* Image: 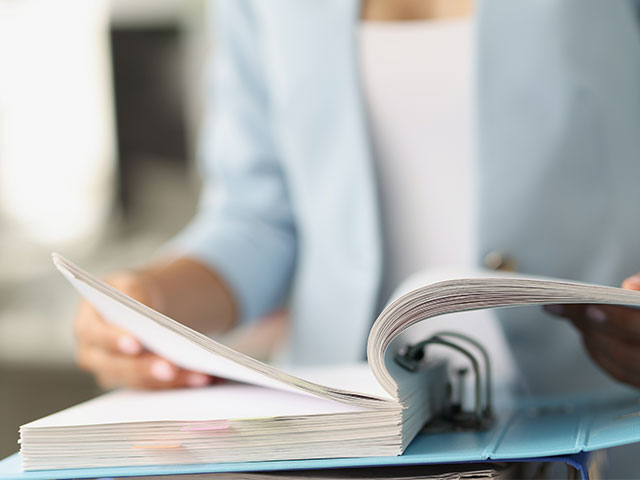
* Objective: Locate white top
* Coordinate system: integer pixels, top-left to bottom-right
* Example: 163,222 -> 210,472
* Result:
359,20 -> 520,401
360,18 -> 476,301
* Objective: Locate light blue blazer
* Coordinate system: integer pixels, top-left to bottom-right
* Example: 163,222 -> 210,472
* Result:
171,0 -> 640,394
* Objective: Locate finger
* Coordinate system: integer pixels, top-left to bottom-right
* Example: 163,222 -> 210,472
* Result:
140,355 -> 215,389
581,331 -> 640,388
595,305 -> 640,337
74,301 -> 143,356
74,271 -> 159,355
96,352 -> 213,390
622,274 -> 640,291
584,329 -> 640,374
79,347 -> 213,390
544,303 -> 640,340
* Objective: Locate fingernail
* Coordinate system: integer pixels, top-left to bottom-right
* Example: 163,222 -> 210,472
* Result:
117,335 -> 141,355
151,360 -> 176,382
586,305 -> 607,323
187,373 -> 210,388
544,304 -> 565,316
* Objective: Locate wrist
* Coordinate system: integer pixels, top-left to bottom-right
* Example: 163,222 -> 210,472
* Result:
136,257 -> 238,332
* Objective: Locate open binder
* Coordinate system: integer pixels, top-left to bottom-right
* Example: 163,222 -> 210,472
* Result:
1,255 -> 640,479
2,335 -> 638,479
1,387 -> 636,479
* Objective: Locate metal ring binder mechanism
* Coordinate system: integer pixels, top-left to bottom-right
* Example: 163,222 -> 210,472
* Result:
395,331 -> 494,431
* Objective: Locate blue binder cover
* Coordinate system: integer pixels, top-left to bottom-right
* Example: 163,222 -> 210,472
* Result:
0,452 -> 593,480
1,391 -> 637,480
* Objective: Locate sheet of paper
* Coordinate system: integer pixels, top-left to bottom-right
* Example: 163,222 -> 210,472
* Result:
66,275 -> 301,392
53,254 -> 393,407
283,364 -> 391,400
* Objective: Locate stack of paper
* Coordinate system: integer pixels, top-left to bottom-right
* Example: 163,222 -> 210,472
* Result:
20,380 -> 407,470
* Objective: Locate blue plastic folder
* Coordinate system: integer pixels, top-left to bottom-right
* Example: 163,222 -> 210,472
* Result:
1,390 -> 638,480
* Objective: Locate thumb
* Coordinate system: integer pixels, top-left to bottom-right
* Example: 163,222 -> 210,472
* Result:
622,273 -> 640,291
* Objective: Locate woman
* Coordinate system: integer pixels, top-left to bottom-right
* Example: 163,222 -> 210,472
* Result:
75,0 -> 640,473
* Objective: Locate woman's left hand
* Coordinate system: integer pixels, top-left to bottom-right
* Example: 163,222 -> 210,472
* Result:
544,274 -> 640,388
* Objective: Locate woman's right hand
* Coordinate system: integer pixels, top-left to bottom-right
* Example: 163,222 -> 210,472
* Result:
73,272 -> 213,390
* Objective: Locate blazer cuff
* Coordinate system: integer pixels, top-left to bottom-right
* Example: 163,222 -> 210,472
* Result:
161,215 -> 294,325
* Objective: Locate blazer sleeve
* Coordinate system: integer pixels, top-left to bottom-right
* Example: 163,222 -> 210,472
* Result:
166,0 -> 297,324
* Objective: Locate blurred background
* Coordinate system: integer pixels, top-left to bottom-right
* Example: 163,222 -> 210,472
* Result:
0,0 -> 209,457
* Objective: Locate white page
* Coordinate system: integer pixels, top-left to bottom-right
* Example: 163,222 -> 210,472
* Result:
23,384 -> 368,428
284,364 -> 391,399
66,275 -> 307,395
53,254 -> 393,406
369,271 -> 640,398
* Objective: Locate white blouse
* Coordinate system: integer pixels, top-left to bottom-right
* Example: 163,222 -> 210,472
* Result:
360,18 -> 476,301
360,19 -> 520,400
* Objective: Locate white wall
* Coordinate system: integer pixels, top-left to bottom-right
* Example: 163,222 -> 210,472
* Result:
0,0 -> 116,248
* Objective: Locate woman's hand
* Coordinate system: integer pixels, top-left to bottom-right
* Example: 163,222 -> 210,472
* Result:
73,272 -> 213,390
544,274 -> 640,388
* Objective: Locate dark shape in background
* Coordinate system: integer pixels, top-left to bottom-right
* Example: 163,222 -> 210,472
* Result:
111,26 -> 189,219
